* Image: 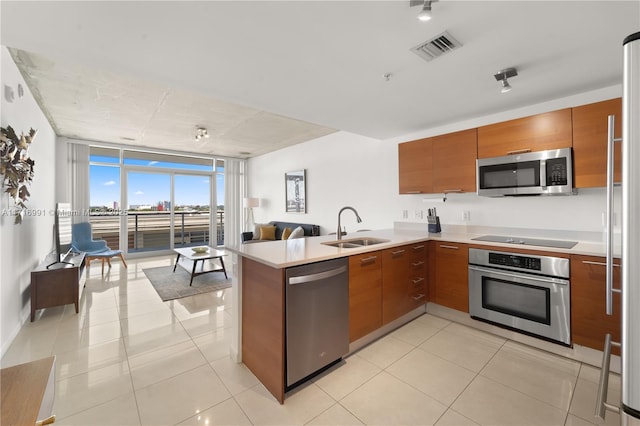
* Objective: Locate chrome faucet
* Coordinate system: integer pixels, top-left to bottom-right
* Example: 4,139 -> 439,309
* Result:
337,206 -> 362,240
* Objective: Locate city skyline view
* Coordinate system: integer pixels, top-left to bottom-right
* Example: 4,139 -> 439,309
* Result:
89,165 -> 225,210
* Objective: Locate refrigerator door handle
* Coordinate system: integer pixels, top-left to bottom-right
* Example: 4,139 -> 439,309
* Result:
595,333 -> 622,420
605,115 -> 622,315
605,115 -> 623,316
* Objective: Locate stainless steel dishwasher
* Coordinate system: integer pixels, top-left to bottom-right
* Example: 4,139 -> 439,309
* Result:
285,257 -> 349,388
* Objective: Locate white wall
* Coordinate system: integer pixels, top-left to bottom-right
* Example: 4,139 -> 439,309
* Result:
248,131 -> 396,234
1,46 -> 57,358
248,85 -> 622,241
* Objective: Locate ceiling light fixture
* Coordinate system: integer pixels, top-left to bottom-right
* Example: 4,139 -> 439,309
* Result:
494,67 -> 518,93
410,0 -> 438,22
195,127 -> 209,141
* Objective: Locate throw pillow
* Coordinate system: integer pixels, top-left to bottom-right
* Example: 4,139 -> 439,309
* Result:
288,226 -> 305,239
260,225 -> 277,240
281,227 -> 293,240
253,223 -> 266,240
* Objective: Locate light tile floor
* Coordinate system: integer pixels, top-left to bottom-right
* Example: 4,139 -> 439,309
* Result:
2,255 -> 622,426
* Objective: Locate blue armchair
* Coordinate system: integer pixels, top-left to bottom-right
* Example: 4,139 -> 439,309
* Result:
72,222 -> 127,275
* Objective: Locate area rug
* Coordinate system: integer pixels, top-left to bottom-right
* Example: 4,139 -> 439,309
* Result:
143,265 -> 231,302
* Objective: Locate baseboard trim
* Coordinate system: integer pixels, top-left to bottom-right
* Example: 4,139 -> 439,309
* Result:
347,305 -> 427,355
426,302 -> 621,374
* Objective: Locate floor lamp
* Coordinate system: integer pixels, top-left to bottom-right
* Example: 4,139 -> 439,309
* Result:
243,197 -> 260,231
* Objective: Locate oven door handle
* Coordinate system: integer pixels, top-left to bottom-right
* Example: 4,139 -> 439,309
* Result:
468,265 -> 570,286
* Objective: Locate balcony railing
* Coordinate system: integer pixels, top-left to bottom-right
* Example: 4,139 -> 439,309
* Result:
89,210 -> 224,253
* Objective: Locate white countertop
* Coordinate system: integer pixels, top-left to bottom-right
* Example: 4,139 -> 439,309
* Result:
225,227 -> 615,269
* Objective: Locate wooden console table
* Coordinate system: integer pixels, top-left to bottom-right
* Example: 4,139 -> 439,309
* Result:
1,356 -> 56,425
31,252 -> 86,321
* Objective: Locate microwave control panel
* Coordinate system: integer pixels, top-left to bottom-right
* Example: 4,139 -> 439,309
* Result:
546,157 -> 568,186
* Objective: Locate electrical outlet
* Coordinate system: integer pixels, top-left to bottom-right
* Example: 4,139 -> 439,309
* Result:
414,209 -> 423,220
402,209 -> 408,219
462,210 -> 471,221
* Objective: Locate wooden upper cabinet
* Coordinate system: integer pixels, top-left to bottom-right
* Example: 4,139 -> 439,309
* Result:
399,138 -> 432,194
432,129 -> 478,193
572,98 -> 622,188
399,129 -> 477,194
477,108 -> 573,158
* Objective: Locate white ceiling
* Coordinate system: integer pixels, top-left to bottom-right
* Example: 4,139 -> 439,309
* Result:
2,1 -> 639,158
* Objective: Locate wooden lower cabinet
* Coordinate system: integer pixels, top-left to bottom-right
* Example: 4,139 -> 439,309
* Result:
349,251 -> 382,342
382,243 -> 427,324
432,241 -> 469,312
242,257 -> 286,403
571,255 -> 621,355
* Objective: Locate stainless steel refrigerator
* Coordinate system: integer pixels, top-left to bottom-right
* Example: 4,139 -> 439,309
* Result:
596,31 -> 640,426
595,32 -> 640,426
621,30 -> 640,426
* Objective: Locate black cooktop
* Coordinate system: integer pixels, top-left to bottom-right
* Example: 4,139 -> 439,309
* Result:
471,235 -> 578,249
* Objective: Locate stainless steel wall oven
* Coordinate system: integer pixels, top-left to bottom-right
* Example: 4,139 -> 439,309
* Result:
468,248 -> 571,345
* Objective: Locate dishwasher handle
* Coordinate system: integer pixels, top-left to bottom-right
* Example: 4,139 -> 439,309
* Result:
288,265 -> 348,285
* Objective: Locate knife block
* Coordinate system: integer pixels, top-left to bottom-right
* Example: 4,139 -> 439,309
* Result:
428,216 -> 441,233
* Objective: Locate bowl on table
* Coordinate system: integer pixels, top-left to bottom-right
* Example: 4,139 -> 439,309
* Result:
191,247 -> 209,253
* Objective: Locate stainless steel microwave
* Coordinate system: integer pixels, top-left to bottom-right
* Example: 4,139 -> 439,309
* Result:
476,148 -> 575,196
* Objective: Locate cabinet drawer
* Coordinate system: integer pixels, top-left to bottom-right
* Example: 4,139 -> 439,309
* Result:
408,288 -> 427,308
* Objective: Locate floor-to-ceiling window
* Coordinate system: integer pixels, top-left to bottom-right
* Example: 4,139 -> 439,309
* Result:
174,174 -> 211,248
89,147 -> 223,255
215,159 -> 225,245
88,147 -> 122,248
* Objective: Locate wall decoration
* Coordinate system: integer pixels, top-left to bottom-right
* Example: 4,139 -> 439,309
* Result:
1,126 -> 37,224
285,169 -> 306,213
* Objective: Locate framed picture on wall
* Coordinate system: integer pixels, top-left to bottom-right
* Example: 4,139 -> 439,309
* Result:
285,169 -> 306,213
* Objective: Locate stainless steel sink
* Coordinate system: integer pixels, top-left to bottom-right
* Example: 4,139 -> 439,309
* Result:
322,237 -> 390,248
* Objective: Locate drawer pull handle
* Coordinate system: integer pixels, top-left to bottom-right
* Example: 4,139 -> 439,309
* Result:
405,191 -> 421,194
507,148 -> 531,155
360,256 -> 378,264
412,277 -> 425,284
412,245 -> 425,250
391,250 -> 406,256
411,261 -> 425,267
439,245 -> 459,250
582,260 -> 620,267
595,333 -> 621,420
412,293 -> 425,301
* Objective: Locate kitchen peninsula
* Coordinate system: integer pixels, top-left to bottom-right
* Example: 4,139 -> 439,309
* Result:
226,226 -> 616,403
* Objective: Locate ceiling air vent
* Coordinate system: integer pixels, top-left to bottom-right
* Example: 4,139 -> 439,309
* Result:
410,31 -> 462,62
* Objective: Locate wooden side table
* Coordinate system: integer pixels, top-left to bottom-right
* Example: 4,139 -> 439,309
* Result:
1,356 -> 56,425
31,252 -> 86,321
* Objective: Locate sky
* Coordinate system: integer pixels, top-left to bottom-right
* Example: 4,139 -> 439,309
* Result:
89,164 -> 225,208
